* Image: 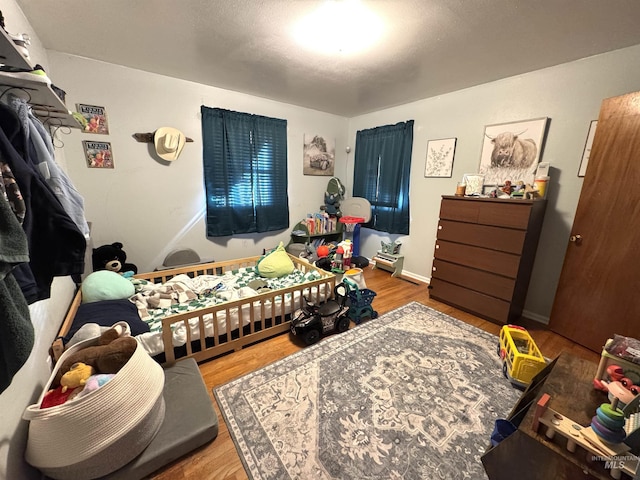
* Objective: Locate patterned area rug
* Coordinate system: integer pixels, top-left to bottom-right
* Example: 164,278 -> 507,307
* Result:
214,302 -> 520,479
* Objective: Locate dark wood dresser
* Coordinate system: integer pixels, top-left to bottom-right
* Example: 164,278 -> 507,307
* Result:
429,196 -> 546,324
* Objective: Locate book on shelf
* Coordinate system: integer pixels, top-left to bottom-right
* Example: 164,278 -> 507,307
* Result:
304,212 -> 338,235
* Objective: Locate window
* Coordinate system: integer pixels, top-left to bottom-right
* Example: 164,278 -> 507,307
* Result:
201,107 -> 289,236
352,120 -> 414,234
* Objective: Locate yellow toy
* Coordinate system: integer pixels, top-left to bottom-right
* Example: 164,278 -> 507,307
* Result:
60,362 -> 95,393
498,325 -> 546,388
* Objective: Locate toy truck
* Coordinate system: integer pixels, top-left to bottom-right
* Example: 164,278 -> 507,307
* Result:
498,325 -> 547,389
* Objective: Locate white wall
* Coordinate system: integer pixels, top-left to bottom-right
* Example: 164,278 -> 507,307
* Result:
348,44 -> 640,322
46,52 -> 349,273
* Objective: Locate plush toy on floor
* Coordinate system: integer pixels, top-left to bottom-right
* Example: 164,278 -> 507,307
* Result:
92,242 -> 138,274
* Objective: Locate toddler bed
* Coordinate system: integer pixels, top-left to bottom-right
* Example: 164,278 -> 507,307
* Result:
52,254 -> 335,365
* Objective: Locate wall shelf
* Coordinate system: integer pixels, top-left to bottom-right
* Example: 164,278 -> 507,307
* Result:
0,28 -> 79,129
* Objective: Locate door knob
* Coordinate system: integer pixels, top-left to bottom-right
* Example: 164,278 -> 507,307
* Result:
569,234 -> 582,244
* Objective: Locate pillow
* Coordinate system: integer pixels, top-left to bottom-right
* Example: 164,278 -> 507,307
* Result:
63,299 -> 150,344
257,242 -> 295,278
81,270 -> 135,304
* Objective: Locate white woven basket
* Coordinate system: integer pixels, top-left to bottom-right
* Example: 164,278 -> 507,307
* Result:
23,326 -> 165,479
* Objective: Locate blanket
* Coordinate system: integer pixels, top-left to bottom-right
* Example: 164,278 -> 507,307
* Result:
131,267 -> 322,334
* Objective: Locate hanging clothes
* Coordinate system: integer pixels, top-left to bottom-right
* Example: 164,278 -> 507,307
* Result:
7,94 -> 90,239
0,190 -> 33,394
0,104 -> 85,303
0,159 -> 26,225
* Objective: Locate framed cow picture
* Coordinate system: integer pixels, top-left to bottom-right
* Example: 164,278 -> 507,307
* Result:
478,117 -> 549,187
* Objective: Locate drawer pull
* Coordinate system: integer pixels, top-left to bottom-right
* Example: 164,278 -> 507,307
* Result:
432,267 -> 436,271
438,225 -> 442,230
435,244 -> 439,249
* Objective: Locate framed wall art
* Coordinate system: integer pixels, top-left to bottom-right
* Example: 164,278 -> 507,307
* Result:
478,117 -> 549,186
424,137 -> 456,178
578,120 -> 597,177
303,134 -> 335,176
76,104 -> 109,135
83,141 -> 114,168
462,173 -> 484,196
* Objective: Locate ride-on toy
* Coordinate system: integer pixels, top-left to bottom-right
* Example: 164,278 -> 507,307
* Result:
290,283 -> 350,345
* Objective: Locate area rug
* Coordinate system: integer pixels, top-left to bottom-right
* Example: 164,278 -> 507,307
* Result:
214,302 -> 520,480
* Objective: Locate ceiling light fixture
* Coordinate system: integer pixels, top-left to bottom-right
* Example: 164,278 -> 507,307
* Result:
293,0 -> 384,55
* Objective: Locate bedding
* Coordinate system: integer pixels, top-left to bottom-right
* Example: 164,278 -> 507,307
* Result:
63,299 -> 150,343
131,266 -> 324,356
54,255 -> 335,365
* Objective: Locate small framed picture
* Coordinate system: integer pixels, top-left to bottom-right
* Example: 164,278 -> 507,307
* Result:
424,137 -> 457,178
76,104 -> 109,135
303,133 -> 335,176
578,120 -> 598,177
463,173 -> 484,196
83,141 -> 114,168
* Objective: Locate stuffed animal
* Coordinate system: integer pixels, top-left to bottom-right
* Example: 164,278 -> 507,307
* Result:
75,373 -> 116,399
92,242 -> 138,274
41,385 -> 77,408
53,326 -> 137,388
322,191 -> 341,216
524,183 -> 541,199
60,362 -> 94,393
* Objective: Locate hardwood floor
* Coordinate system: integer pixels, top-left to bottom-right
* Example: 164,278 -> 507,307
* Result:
150,267 -> 599,480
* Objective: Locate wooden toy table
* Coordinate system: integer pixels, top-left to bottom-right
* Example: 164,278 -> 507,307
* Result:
482,352 -> 635,480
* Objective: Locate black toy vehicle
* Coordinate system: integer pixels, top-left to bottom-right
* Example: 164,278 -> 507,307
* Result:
290,283 -> 350,345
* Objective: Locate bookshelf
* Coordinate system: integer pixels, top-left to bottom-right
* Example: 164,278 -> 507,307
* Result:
288,220 -> 343,250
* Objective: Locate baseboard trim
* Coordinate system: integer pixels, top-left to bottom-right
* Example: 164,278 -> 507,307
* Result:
523,309 -> 549,325
401,271 -> 429,284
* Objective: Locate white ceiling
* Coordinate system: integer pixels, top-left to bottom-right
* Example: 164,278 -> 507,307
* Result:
15,0 -> 640,117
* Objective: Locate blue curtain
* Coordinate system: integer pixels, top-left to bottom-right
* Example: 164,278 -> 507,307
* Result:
353,120 -> 414,234
201,106 -> 289,236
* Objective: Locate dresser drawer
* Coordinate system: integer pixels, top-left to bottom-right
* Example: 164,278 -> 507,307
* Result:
437,220 -> 526,254
440,198 -> 533,229
429,278 -> 511,324
431,259 -> 515,301
434,240 -> 520,278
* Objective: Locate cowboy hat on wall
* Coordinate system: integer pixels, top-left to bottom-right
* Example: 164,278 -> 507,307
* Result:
154,127 -> 186,161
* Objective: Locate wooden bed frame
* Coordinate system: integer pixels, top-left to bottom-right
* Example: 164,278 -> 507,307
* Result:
52,254 -> 336,365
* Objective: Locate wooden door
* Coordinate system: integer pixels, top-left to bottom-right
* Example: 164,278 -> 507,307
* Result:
549,92 -> 640,352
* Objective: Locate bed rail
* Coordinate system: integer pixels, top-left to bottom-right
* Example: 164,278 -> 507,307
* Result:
52,254 -> 335,366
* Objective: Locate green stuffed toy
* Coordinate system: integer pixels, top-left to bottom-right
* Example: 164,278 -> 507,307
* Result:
257,242 -> 295,278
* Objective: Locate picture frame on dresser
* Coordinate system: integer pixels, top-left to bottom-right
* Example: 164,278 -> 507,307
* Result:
462,173 -> 484,195
478,117 -> 549,186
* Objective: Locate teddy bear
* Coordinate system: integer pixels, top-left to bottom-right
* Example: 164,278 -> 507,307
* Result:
53,326 -> 137,388
92,242 -> 138,274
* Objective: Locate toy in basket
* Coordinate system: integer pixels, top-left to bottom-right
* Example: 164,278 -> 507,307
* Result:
343,277 -> 378,324
594,335 -> 640,394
